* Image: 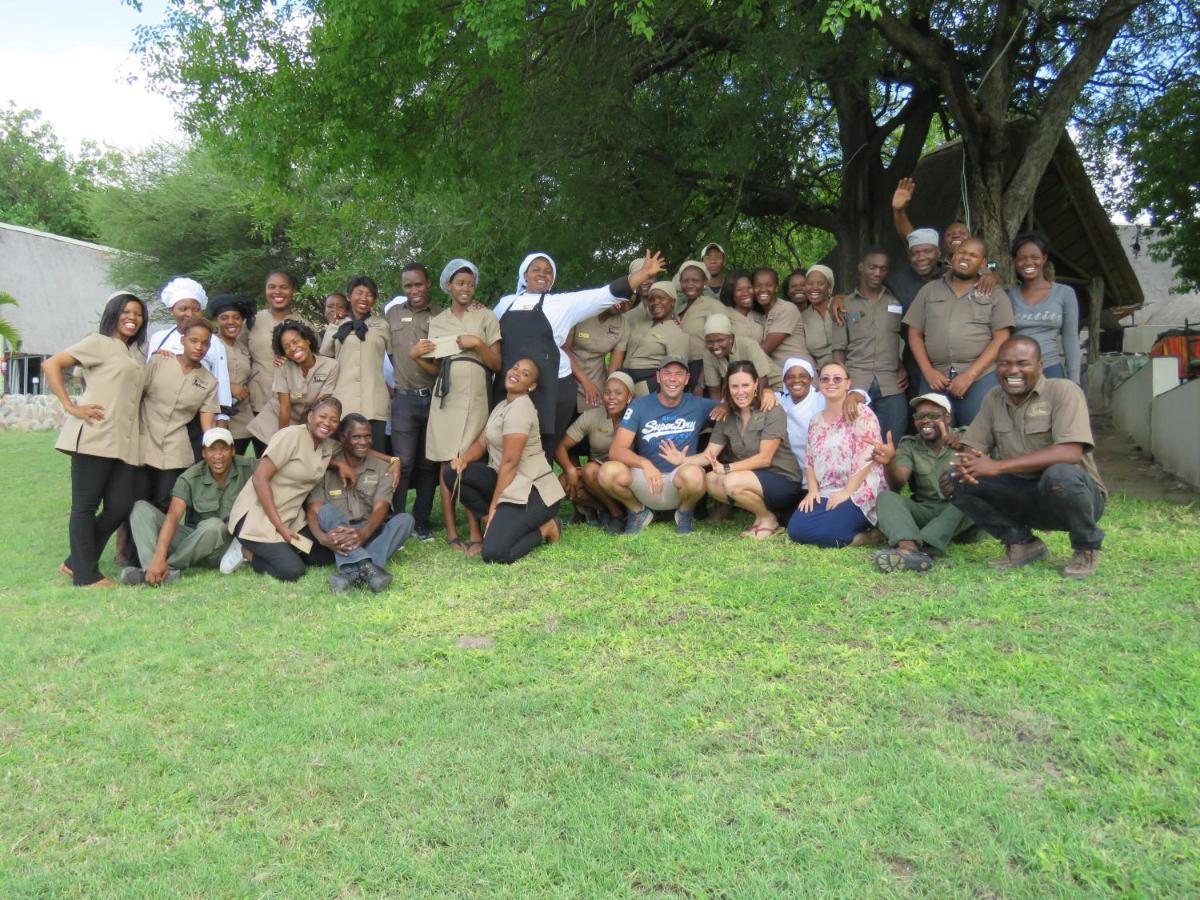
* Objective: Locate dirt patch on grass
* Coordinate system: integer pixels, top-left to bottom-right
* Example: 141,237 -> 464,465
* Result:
1092,420 -> 1198,506
881,854 -> 917,878
456,635 -> 494,650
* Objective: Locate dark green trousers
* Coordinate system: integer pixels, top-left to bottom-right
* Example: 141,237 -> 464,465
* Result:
875,492 -> 974,553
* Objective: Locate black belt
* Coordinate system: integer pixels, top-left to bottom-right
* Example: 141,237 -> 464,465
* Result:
435,355 -> 491,408
395,387 -> 432,397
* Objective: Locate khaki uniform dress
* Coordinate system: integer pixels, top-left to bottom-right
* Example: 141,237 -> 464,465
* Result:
55,333 -> 147,461
759,300 -> 812,367
221,336 -> 254,440
570,313 -> 627,412
800,305 -> 838,368
486,395 -> 567,507
247,311 -> 311,414
831,288 -> 905,396
564,406 -> 620,462
702,336 -> 784,391
902,278 -> 1016,376
677,294 -> 729,361
425,307 -> 502,461
320,314 -> 392,421
228,424 -> 336,543
247,356 -> 339,445
138,356 -> 220,470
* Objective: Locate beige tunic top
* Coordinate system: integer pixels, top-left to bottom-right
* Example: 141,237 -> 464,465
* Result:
139,355 -> 220,470
678,294 -> 729,361
564,406 -> 620,460
385,303 -> 440,391
320,314 -> 392,420
710,405 -> 803,482
229,424 -> 336,543
760,300 -> 811,367
247,310 -> 311,413
702,335 -> 783,391
247,356 -> 339,445
425,307 -> 502,461
619,318 -> 690,370
221,336 -> 254,439
571,313 -> 628,412
55,332 -> 147,461
902,277 -> 1016,375
728,309 -> 765,342
832,288 -> 905,396
486,394 -> 566,507
800,305 -> 838,368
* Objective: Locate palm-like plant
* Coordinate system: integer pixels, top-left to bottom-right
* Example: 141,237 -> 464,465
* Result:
0,292 -> 19,348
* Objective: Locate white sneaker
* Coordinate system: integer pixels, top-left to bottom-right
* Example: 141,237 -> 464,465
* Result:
219,538 -> 246,574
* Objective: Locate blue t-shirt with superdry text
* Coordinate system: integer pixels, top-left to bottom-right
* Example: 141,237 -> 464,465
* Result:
619,393 -> 719,472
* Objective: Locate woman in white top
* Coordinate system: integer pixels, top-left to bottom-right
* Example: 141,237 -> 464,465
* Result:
146,277 -> 233,417
781,357 -> 869,470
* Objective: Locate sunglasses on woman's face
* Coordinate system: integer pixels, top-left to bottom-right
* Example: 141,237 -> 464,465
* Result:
818,376 -> 846,385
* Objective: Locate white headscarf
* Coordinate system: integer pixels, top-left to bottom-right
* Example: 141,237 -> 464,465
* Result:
161,276 -> 207,310
440,258 -> 480,294
783,357 -> 815,378
516,253 -> 557,294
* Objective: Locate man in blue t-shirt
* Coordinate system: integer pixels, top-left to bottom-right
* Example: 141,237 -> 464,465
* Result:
599,356 -> 719,535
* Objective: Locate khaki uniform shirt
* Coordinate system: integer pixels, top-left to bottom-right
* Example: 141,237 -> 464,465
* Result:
308,452 -> 392,523
800,305 -> 838,368
247,356 -> 339,445
893,431 -> 964,503
710,405 -> 803,482
677,294 -> 729,361
247,311 -> 311,413
902,277 -> 1015,375
702,336 -> 783,391
320,314 -> 392,420
385,303 -> 441,391
139,355 -> 220,471
565,406 -> 620,459
962,376 -> 1106,494
172,456 -> 257,526
571,313 -> 628,412
221,336 -> 254,439
728,309 -> 765,343
486,394 -> 567,507
426,307 -> 502,461
832,288 -> 906,396
618,317 -> 690,370
760,300 -> 811,367
229,424 -> 336,543
55,333 -> 147,461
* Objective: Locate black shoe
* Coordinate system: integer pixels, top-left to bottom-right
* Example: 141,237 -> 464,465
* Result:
329,567 -> 357,594
360,561 -> 393,593
414,526 -> 434,542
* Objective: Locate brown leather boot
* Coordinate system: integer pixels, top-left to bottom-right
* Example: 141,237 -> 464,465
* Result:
987,538 -> 1048,570
1062,549 -> 1101,579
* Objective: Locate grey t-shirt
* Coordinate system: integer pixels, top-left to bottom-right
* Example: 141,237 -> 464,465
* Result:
1006,282 -> 1080,382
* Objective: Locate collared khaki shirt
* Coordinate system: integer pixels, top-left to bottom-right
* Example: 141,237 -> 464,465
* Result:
229,424 -> 336,543
221,336 -> 254,439
760,300 -> 811,367
308,452 -> 393,523
247,356 -> 339,445
55,332 -> 147,461
385,302 -> 441,391
902,277 -> 1015,374
139,355 -> 220,470
702,336 -> 783,390
678,294 -> 729,361
247,310 -> 312,413
709,405 -> 803,482
320,314 -> 392,420
486,394 -> 566,507
565,406 -> 620,459
172,455 -> 257,525
893,430 -> 965,503
800,305 -> 838,368
962,376 -> 1106,494
618,317 -> 690,369
728,309 -> 765,342
571,313 -> 628,411
832,287 -> 905,396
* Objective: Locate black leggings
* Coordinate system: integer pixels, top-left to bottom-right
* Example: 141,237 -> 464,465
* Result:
445,462 -> 556,564
233,516 -> 311,582
67,453 -> 136,586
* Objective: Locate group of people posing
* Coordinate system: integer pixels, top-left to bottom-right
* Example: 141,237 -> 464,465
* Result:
47,179 -> 1106,588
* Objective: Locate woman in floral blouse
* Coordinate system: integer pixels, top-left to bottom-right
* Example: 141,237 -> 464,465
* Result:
787,361 -> 888,547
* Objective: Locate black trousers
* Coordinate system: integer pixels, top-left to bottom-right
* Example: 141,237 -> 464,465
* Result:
233,516 -> 314,582
541,374 -> 578,460
67,453 -> 137,586
946,463 -> 1106,551
136,466 -> 185,512
445,463 -> 556,564
390,392 -> 437,529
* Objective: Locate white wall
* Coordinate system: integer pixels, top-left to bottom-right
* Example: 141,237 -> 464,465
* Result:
1150,380 -> 1200,489
1111,356 -> 1179,452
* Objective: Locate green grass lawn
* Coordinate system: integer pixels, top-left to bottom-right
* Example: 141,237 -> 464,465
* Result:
1,431 -> 1198,896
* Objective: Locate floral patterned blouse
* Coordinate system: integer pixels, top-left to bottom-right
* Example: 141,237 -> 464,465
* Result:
805,405 -> 888,524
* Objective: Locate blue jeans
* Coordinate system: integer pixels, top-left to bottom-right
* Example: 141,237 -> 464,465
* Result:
315,504 -> 415,569
867,378 -> 909,445
919,370 -> 997,427
787,497 -> 870,548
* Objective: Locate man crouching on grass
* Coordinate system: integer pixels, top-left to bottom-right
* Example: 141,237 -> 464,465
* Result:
940,336 -> 1106,579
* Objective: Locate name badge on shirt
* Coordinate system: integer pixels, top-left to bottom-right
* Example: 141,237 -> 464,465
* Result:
313,375 -> 328,383
887,304 -> 903,315
401,316 -> 413,323
578,332 -> 590,339
328,489 -> 343,497
191,377 -> 207,390
290,391 -> 304,400
509,296 -> 540,312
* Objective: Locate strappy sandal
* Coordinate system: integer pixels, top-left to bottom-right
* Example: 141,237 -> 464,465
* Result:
447,537 -> 468,554
59,562 -> 74,578
465,541 -> 483,558
745,524 -> 783,540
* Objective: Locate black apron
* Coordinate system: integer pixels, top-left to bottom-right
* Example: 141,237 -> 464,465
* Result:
494,294 -> 559,440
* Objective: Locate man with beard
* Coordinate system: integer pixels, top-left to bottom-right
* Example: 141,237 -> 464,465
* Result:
902,237 -> 1014,426
940,336 -> 1105,579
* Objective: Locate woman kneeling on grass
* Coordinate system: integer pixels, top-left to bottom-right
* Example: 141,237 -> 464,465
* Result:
444,358 -> 566,564
788,361 -> 888,548
658,362 -> 805,538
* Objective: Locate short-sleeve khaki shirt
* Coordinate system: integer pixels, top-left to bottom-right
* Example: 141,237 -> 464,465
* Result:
760,300 -> 811,367
618,318 -> 690,370
678,294 -> 729,361
247,356 -> 339,445
385,303 -> 441,391
55,332 -> 147,461
308,452 -> 393,522
222,336 -> 254,438
139,355 -> 220,470
702,336 -> 783,390
565,405 -> 619,459
728,309 -> 765,342
709,405 -> 803,482
247,310 -> 312,413
485,394 -> 567,507
902,277 -> 1015,375
571,313 -> 627,409
832,288 -> 906,396
800,305 -> 838,368
228,424 -> 336,543
962,376 -> 1105,494
320,314 -> 392,420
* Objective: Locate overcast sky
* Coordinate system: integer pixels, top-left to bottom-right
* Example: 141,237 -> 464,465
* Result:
0,0 -> 183,151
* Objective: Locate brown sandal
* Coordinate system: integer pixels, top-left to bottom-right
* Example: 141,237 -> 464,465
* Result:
465,541 -> 483,558
447,538 -> 468,554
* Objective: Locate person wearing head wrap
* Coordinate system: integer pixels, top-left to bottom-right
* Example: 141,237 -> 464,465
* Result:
672,260 -> 728,387
208,294 -> 257,454
780,356 -> 871,471
410,259 -> 501,553
146,277 -> 234,422
609,280 -> 690,394
554,371 -> 636,534
384,261 -> 441,540
700,313 -> 783,396
492,249 -> 667,459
